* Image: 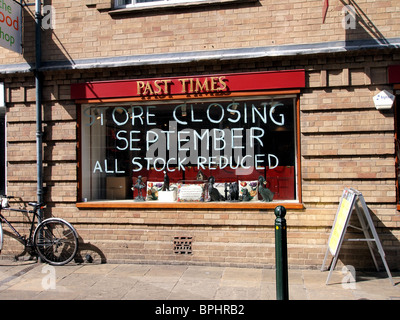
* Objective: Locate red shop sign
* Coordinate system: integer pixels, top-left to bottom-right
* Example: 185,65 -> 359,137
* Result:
71,70 -> 305,100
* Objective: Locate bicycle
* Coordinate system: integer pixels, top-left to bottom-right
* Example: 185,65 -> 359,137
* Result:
0,195 -> 79,266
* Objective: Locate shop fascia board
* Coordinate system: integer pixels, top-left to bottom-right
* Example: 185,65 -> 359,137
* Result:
1,37 -> 400,74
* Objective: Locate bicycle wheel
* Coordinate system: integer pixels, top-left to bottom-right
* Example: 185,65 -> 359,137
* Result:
33,218 -> 78,266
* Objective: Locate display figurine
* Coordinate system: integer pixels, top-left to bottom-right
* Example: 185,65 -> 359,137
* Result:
224,183 -> 229,200
258,176 -> 274,202
241,188 -> 252,201
133,175 -> 146,201
148,186 -> 158,200
162,170 -> 170,191
208,176 -> 225,201
196,169 -> 207,181
228,182 -> 239,201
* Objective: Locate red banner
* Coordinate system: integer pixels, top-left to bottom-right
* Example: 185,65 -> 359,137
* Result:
71,70 -> 305,100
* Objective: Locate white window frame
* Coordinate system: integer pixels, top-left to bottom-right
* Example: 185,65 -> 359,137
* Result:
114,0 -> 206,9
111,0 -> 257,13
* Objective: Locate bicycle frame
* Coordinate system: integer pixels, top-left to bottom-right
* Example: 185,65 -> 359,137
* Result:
0,206 -> 39,247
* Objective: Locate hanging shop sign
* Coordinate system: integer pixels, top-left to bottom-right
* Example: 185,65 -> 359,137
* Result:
0,0 -> 22,54
71,70 -> 306,100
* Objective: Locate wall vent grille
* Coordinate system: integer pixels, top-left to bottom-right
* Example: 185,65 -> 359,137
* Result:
174,236 -> 193,254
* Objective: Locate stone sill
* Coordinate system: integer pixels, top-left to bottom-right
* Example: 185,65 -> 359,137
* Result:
76,200 -> 304,210
108,0 -> 257,15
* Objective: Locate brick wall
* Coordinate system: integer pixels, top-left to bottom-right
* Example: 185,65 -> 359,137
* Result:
1,49 -> 400,269
1,0 -> 400,64
0,0 -> 400,268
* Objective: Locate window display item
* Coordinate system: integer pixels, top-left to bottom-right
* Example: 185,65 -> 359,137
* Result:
133,176 -> 146,201
177,183 -> 205,202
239,180 -> 258,201
258,176 -> 274,202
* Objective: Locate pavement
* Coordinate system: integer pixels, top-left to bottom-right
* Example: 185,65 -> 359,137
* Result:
0,260 -> 399,301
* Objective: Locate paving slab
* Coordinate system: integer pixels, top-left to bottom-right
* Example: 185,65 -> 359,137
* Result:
0,260 -> 399,300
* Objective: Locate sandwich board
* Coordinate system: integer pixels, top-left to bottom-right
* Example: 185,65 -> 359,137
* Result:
321,188 -> 394,285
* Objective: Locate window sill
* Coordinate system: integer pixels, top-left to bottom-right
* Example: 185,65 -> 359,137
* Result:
109,0 -> 257,15
76,200 -> 304,210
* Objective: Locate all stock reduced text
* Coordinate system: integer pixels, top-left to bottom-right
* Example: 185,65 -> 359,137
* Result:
83,101 -> 288,173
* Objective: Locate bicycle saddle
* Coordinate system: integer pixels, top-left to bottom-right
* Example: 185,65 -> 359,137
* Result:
28,202 -> 40,207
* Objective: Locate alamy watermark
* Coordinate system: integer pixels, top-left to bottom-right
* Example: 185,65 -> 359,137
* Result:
42,5 -> 56,30
341,265 -> 356,290
342,5 -> 356,30
42,4 -> 358,32
41,264 -> 56,290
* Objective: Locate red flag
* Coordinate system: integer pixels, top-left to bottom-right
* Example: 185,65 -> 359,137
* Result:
322,0 -> 329,23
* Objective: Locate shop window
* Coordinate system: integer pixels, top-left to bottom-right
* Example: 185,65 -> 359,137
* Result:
80,95 -> 299,203
112,0 -> 255,11
114,0 -> 205,8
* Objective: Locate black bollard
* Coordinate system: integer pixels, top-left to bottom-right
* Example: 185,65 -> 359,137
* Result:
275,205 -> 289,300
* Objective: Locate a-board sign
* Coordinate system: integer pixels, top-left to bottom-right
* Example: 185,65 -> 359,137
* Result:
321,188 -> 394,285
328,188 -> 357,256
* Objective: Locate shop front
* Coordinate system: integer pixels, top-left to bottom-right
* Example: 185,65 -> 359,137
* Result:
2,48 -> 400,268
72,70 -> 305,209
65,54 -> 400,268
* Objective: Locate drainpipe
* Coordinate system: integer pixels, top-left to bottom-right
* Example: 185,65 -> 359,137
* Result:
35,0 -> 43,222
